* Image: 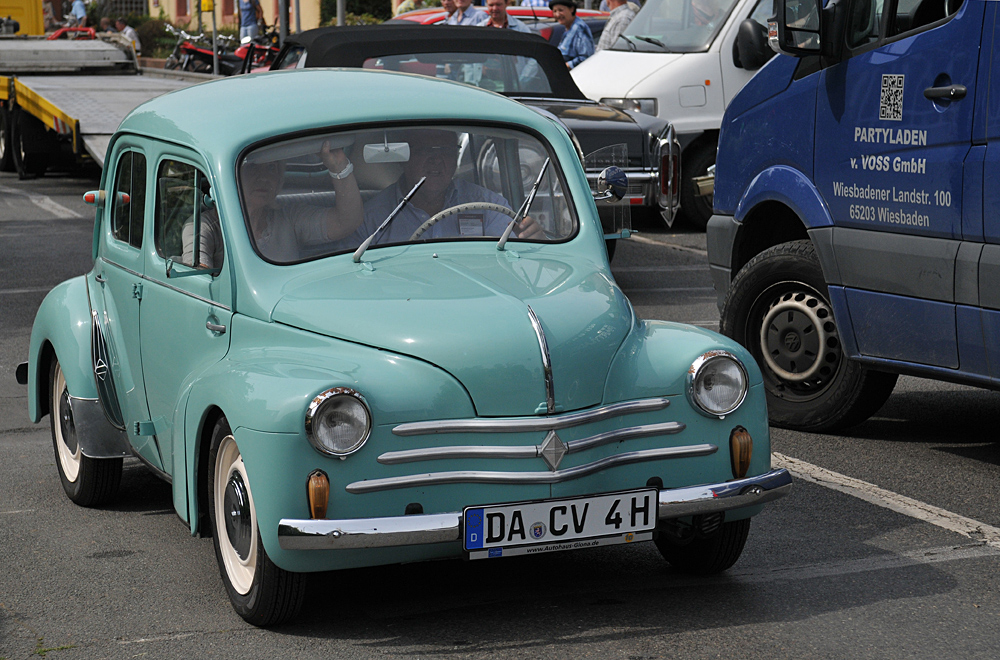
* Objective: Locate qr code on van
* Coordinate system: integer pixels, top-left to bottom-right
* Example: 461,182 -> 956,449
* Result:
879,74 -> 904,121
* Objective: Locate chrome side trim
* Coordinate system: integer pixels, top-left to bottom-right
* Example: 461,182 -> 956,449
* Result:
277,468 -> 791,550
526,305 -> 554,414
391,397 -> 671,436
348,444 -> 716,493
377,421 -> 685,465
101,257 -> 232,311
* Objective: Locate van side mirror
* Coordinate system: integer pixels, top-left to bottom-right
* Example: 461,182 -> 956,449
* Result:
733,19 -> 775,70
768,0 -> 822,55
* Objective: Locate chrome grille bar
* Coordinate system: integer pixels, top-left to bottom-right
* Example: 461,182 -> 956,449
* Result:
378,421 -> 685,465
391,397 -> 671,436
347,444 -> 716,494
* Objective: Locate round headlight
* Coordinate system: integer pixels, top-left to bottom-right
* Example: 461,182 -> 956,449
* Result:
305,388 -> 371,457
687,351 -> 748,417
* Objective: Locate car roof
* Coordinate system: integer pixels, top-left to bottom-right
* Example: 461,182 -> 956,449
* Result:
117,68 -> 559,160
282,24 -> 587,100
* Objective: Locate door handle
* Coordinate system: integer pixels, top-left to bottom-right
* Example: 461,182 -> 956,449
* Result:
206,321 -> 226,334
95,273 -> 106,283
924,84 -> 967,101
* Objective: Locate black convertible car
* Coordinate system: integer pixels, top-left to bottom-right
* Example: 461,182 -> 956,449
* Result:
269,25 -> 680,236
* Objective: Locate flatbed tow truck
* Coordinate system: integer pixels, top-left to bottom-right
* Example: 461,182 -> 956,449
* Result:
0,29 -> 212,178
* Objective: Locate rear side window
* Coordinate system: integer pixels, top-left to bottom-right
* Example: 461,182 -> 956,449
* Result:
110,151 -> 146,249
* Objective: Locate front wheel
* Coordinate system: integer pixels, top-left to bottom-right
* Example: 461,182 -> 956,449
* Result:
655,518 -> 750,574
208,417 -> 305,626
50,359 -> 122,506
721,240 -> 897,432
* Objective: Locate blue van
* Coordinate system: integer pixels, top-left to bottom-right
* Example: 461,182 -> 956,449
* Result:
707,0 -> 991,431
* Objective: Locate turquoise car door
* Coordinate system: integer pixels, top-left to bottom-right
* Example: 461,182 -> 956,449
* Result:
92,145 -> 164,471
137,154 -> 233,494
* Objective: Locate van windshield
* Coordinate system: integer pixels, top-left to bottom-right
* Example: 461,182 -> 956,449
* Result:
616,0 -> 740,52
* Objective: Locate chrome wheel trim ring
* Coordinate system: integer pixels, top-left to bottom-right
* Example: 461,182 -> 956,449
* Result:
52,364 -> 82,483
214,434 -> 258,595
758,290 -> 835,383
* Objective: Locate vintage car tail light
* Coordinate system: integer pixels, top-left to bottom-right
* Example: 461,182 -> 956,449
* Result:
307,470 -> 329,519
305,388 -> 372,457
687,351 -> 748,418
729,426 -> 753,479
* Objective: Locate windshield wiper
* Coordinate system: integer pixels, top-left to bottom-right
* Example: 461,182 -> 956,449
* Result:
617,34 -> 637,51
497,157 -> 550,252
353,177 -> 426,263
634,35 -> 668,50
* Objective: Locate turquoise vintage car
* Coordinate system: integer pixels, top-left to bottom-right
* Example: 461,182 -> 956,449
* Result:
17,69 -> 790,626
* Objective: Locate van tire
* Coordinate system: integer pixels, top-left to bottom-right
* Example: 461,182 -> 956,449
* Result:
721,240 -> 897,432
0,106 -> 14,173
680,144 -> 715,231
11,109 -> 51,180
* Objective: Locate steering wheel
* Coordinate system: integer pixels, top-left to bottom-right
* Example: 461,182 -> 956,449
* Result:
409,202 -> 517,241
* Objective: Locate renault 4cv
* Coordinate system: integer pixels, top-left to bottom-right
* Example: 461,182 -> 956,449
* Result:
16,69 -> 790,625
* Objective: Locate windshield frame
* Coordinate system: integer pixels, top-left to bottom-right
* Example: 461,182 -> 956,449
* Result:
235,119 -> 582,266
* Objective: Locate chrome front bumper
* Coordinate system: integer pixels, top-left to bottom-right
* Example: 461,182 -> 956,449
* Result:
277,468 -> 792,551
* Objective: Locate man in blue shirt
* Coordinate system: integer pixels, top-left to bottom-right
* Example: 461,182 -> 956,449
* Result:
445,0 -> 487,24
477,0 -> 530,30
70,0 -> 88,27
238,0 -> 263,40
549,0 -> 593,68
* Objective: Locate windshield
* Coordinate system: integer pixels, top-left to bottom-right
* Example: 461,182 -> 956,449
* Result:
362,53 -> 553,95
617,0 -> 740,51
237,124 -> 577,264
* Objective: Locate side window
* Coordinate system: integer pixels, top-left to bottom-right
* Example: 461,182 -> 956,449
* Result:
845,0 -> 885,49
110,151 -> 147,249
154,159 -> 223,271
749,0 -> 773,24
891,0 -> 961,36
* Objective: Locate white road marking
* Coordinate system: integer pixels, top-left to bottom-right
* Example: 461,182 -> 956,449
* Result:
0,509 -> 35,515
774,452 -> 1000,547
629,234 -> 708,256
0,185 -> 83,219
612,265 -> 710,272
625,287 -> 716,293
0,287 -> 52,296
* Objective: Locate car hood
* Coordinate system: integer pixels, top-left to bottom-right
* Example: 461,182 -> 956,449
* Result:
271,250 -> 633,417
524,99 -> 647,166
572,50 -> 685,101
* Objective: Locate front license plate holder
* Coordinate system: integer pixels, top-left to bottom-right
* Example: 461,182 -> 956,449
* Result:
463,488 -> 658,560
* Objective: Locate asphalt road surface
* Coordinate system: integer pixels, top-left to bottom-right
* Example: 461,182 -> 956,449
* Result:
3,170 -> 1000,659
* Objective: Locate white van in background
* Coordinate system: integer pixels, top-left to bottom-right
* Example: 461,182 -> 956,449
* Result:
571,0 -> 774,228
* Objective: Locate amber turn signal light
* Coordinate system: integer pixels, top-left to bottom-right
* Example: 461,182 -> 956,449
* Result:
307,470 -> 329,520
730,426 -> 752,480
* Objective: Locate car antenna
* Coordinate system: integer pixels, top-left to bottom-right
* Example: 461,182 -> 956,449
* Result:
353,177 -> 427,263
498,157 -> 549,251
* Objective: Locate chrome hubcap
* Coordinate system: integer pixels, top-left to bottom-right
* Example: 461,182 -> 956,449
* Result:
224,472 -> 252,561
759,290 -> 840,383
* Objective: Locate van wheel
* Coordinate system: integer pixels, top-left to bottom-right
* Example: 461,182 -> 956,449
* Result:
11,109 -> 50,180
721,240 -> 897,432
0,106 -> 14,173
208,417 -> 306,626
655,518 -> 750,574
50,359 -> 122,506
680,144 -> 715,231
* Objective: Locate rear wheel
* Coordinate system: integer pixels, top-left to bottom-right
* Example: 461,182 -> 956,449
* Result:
11,109 -> 51,180
721,240 -> 897,431
50,359 -> 122,506
0,105 -> 14,173
208,417 -> 306,626
655,518 -> 750,574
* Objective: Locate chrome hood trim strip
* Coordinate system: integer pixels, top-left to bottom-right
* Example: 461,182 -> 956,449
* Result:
526,305 -> 555,414
348,443 -> 716,494
377,421 -> 685,465
391,397 -> 671,436
278,468 -> 792,550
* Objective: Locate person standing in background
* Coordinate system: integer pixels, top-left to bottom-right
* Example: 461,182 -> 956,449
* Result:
596,0 -> 636,50
70,0 -> 87,27
115,17 -> 141,55
549,0 -> 593,69
238,0 -> 263,40
446,0 -> 487,24
477,0 -> 530,31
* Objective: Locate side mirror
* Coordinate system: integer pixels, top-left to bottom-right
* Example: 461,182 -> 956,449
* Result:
734,18 -> 775,70
768,0 -> 822,55
594,166 -> 628,202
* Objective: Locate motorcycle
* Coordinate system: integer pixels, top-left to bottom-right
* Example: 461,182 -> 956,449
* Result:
164,24 -> 243,75
235,23 -> 281,74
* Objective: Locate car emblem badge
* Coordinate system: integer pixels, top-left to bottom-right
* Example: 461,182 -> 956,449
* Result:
94,358 -> 109,381
539,430 -> 567,471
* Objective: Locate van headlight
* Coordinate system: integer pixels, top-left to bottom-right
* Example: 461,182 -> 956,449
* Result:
687,351 -> 748,417
305,388 -> 371,457
600,98 -> 658,116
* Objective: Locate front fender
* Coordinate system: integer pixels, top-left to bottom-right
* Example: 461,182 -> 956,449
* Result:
734,165 -> 833,229
27,276 -> 95,422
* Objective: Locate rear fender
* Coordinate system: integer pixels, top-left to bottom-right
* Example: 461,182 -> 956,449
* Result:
26,276 -> 96,421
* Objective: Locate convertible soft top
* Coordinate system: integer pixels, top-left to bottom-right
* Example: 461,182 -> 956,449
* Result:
279,24 -> 588,100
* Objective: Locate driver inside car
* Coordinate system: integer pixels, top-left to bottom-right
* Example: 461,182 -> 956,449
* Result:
359,129 -> 546,244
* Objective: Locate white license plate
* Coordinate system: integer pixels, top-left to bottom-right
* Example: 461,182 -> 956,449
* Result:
463,488 -> 657,560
